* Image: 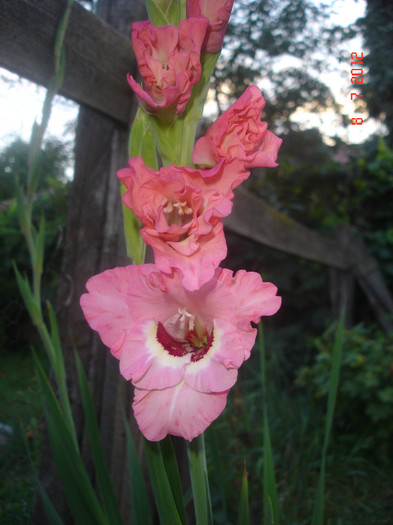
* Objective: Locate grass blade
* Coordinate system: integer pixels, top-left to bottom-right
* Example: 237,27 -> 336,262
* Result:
75,352 -> 123,525
311,313 -> 345,525
124,417 -> 153,525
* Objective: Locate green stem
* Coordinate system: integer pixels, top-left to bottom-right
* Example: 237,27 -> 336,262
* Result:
187,433 -> 213,525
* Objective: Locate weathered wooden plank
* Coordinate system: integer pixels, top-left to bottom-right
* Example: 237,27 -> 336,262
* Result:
224,187 -> 350,270
0,0 -> 135,124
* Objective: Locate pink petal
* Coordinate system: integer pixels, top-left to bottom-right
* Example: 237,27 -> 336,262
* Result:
217,268 -> 282,329
133,382 -> 228,441
151,220 -> 228,291
80,265 -> 155,354
119,321 -> 190,389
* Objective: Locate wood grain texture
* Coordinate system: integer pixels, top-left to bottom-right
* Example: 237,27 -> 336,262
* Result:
0,0 -> 135,124
224,187 -> 350,270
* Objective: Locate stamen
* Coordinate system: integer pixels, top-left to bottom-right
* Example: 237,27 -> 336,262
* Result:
163,199 -> 193,226
163,201 -> 173,213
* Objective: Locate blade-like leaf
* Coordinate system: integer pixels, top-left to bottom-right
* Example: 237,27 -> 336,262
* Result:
207,428 -> 229,522
13,264 -> 41,325
124,417 -> 153,525
160,437 -> 187,525
33,215 -> 46,281
35,355 -> 109,525
144,438 -> 183,525
75,352 -> 123,525
128,106 -> 158,169
265,497 -> 275,525
187,433 -> 213,525
311,312 -> 345,525
123,106 -> 158,263
236,461 -> 250,525
259,323 -> 280,525
37,480 -> 65,525
14,180 -> 29,234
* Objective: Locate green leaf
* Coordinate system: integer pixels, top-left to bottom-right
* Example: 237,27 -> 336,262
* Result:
35,355 -> 110,525
236,461 -> 250,525
311,312 -> 344,525
187,433 -> 213,525
13,264 -> 41,325
33,215 -> 46,280
124,417 -> 153,525
47,301 -> 62,358
129,106 -> 158,169
14,180 -> 29,234
120,192 -> 146,265
144,438 -> 183,525
37,480 -> 65,525
259,323 -> 280,525
160,437 -> 187,525
145,0 -> 180,26
206,428 -> 228,522
75,352 -> 123,525
149,117 -> 181,166
265,497 -> 275,525
124,106 -> 159,263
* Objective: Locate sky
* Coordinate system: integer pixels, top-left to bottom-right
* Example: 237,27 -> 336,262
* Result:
0,0 -> 386,168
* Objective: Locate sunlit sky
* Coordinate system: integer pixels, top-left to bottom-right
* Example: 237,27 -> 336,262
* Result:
0,0 -> 386,163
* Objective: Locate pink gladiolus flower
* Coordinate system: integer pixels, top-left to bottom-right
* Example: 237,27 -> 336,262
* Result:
80,265 -> 281,441
127,18 -> 209,119
117,156 -> 249,291
193,85 -> 282,169
187,0 -> 235,53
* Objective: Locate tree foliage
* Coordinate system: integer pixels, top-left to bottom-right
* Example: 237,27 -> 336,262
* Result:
213,0 -> 356,132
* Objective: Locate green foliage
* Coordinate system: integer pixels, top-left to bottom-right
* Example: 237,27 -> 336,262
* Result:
205,326 -> 393,524
297,322 -> 393,456
0,138 -> 70,351
0,350 -> 45,525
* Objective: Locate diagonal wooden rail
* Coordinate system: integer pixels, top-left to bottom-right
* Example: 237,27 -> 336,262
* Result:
0,0 -> 134,124
1,0 -> 392,330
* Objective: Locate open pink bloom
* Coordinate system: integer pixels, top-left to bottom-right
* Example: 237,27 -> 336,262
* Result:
187,0 -> 235,53
117,156 -> 249,291
127,18 -> 209,119
193,85 -> 282,169
80,264 -> 281,441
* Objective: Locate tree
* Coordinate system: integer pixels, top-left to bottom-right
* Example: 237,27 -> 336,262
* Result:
212,0 -> 353,132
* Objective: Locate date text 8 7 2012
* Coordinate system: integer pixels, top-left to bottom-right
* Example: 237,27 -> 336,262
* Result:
350,52 -> 363,126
